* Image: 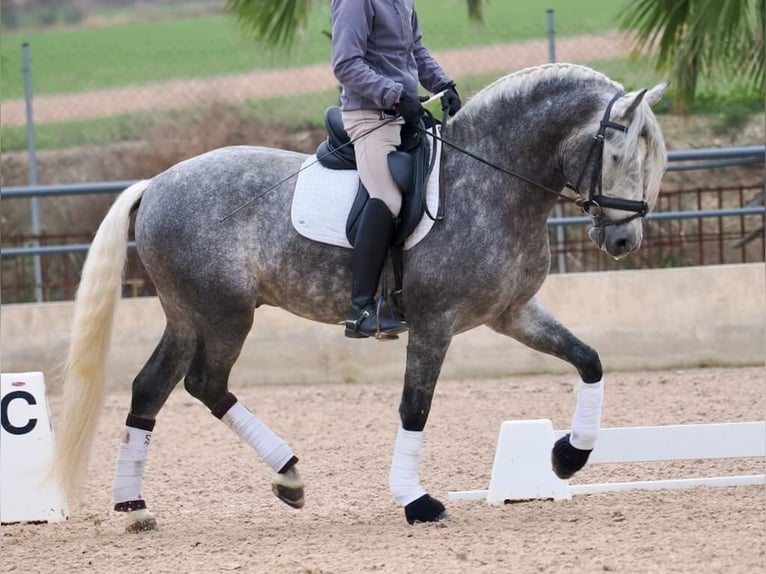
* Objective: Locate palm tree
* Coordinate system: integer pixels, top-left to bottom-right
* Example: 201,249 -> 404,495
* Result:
226,0 -> 486,46
619,0 -> 765,112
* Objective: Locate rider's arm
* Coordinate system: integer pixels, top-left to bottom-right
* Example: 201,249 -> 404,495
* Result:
330,0 -> 403,109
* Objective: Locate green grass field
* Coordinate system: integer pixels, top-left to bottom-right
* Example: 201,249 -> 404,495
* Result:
3,55 -> 761,153
1,0 -> 622,99
1,1 -> 761,152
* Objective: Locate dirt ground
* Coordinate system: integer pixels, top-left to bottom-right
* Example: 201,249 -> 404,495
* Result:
3,366 -> 764,573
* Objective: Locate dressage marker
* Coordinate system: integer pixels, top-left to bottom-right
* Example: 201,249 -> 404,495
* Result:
448,419 -> 766,504
1,372 -> 68,523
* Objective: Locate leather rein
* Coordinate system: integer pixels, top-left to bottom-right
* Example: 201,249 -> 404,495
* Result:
425,90 -> 649,228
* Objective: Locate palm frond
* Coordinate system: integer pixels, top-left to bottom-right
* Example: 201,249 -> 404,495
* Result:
620,0 -> 765,110
227,0 -> 314,47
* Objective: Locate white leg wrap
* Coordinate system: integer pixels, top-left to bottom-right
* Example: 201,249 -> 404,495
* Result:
221,402 -> 295,473
389,427 -> 427,506
569,379 -> 604,450
113,426 -> 152,504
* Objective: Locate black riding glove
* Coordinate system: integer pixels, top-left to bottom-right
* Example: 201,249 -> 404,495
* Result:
440,83 -> 462,116
396,92 -> 424,126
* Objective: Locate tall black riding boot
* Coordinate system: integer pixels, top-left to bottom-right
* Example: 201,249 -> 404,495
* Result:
345,198 -> 408,339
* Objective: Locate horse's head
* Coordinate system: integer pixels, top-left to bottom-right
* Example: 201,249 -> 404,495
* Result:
567,83 -> 668,260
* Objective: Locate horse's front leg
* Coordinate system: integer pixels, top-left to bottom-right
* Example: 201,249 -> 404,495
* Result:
487,297 -> 604,480
392,327 -> 452,524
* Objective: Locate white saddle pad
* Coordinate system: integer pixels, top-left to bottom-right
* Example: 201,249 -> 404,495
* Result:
291,135 -> 441,250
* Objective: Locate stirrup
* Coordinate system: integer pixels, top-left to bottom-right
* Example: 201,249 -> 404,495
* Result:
344,302 -> 406,340
374,297 -> 405,340
344,307 -> 373,339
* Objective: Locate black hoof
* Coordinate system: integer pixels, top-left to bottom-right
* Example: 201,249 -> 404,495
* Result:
551,433 -> 592,479
404,494 -> 449,525
271,467 -> 305,509
125,510 -> 158,533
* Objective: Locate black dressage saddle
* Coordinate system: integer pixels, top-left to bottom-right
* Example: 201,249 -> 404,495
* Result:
315,106 -> 436,247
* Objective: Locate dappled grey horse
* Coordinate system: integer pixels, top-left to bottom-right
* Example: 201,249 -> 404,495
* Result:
53,63 -> 667,531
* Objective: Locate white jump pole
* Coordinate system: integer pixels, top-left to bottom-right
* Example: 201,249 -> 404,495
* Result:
449,420 -> 766,504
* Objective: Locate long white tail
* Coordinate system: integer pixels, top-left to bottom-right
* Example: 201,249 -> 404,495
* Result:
52,180 -> 151,505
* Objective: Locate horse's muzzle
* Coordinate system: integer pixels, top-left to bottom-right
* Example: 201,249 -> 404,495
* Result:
588,224 -> 640,260
588,225 -> 605,250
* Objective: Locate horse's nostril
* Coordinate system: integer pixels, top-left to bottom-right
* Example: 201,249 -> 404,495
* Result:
608,238 -> 633,261
612,236 -> 637,257
616,238 -> 629,250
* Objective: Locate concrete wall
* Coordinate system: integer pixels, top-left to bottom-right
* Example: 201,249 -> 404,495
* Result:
2,264 -> 763,392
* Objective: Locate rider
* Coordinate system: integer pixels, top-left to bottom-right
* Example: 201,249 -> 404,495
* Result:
331,0 -> 462,339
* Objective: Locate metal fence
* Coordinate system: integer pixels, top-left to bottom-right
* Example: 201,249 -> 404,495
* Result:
2,146 -> 763,304
1,5 -> 764,303
548,184 -> 765,274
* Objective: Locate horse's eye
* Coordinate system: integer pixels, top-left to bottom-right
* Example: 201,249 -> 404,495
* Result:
611,154 -> 620,163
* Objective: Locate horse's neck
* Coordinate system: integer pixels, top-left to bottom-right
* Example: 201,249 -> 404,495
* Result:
442,111 -> 568,219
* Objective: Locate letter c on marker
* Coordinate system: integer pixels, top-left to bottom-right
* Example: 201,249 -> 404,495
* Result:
1,390 -> 38,435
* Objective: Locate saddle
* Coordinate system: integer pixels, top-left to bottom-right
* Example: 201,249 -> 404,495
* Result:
315,106 -> 437,248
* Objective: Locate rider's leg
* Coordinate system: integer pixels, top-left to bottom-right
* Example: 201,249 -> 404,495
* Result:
341,110 -> 408,338
341,109 -> 404,216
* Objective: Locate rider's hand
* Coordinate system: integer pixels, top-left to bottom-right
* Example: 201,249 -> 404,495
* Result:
440,83 -> 462,116
396,92 -> 424,126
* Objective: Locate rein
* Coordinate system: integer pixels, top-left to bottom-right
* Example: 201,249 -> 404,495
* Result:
221,91 -> 648,228
425,90 -> 649,227
418,121 -> 567,200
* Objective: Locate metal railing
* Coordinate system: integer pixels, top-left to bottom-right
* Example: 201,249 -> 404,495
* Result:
2,146 -> 763,259
1,146 -> 763,302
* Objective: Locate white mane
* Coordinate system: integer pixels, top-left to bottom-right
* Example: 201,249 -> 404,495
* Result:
461,63 -> 666,208
464,63 -> 624,111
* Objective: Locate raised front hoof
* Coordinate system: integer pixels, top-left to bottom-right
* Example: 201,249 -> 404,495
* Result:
272,467 -> 305,509
551,433 -> 592,479
404,494 -> 449,525
124,509 -> 158,533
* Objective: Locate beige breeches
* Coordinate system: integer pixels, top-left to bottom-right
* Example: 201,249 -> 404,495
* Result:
341,109 -> 405,217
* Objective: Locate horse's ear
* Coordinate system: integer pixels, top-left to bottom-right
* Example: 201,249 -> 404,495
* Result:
613,88 -> 647,119
645,81 -> 669,107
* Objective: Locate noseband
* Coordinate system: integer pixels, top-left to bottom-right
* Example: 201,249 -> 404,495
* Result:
567,91 -> 649,228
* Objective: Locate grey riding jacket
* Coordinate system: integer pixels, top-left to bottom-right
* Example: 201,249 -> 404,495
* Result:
330,0 -> 453,111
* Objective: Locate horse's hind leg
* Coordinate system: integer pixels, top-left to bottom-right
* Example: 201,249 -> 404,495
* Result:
183,308 -> 303,510
487,298 -> 604,479
114,323 -> 195,533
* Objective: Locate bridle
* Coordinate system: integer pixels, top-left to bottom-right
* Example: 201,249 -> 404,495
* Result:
564,91 -> 649,227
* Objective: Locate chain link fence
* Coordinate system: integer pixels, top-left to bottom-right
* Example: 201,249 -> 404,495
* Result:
2,0 -> 641,149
